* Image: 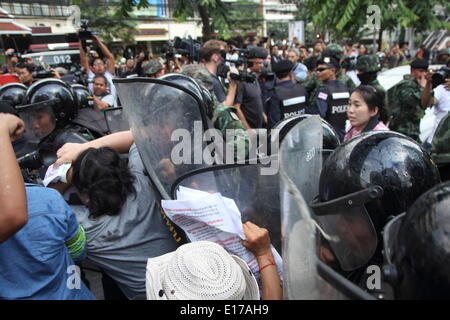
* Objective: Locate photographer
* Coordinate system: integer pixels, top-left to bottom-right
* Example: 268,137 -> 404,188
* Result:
233,47 -> 268,129
15,63 -> 35,87
79,34 -> 117,100
200,40 -> 238,106
421,62 -> 450,150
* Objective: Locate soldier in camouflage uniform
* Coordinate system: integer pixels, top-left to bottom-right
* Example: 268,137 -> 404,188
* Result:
181,64 -> 250,160
304,44 -> 356,106
388,59 -> 429,142
355,55 -> 384,93
431,111 -> 450,181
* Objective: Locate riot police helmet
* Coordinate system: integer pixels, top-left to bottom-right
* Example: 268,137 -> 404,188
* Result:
383,181 -> 450,299
24,78 -> 78,125
71,84 -> 93,109
271,114 -> 340,153
0,82 -> 27,108
160,73 -> 214,118
18,78 -> 78,142
310,131 -> 441,272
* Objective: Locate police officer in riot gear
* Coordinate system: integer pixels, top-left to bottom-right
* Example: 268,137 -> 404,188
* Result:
310,56 -> 352,141
16,79 -> 105,181
266,59 -> 308,129
308,131 -> 441,295
382,181 -> 450,299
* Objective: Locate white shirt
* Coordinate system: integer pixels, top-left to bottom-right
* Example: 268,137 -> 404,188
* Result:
88,70 -> 117,100
94,92 -> 117,108
428,84 -> 450,143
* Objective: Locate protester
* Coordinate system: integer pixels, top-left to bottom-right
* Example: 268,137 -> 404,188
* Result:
52,131 -> 181,299
0,112 -> 94,300
0,111 -> 27,242
145,222 -> 282,300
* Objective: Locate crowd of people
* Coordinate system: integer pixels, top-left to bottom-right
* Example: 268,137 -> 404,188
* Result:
0,31 -> 450,301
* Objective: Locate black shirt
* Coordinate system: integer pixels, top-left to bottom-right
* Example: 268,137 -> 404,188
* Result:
212,75 -> 226,103
235,80 -> 264,128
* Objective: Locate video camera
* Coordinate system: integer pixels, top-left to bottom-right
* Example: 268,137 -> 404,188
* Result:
432,66 -> 450,88
32,66 -> 55,79
78,20 -> 100,52
217,48 -> 257,83
16,148 -> 56,184
164,37 -> 201,63
78,19 -> 96,41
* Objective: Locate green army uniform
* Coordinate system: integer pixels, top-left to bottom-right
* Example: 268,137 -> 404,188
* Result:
181,64 -> 250,160
355,55 -> 385,93
431,111 -> 450,181
431,111 -> 450,164
365,78 -> 385,94
354,55 -> 388,121
388,74 -> 424,142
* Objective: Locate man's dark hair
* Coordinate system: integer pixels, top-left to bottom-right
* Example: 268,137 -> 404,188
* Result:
15,63 -> 34,73
89,56 -> 105,67
72,147 -> 136,219
275,71 -> 290,79
93,74 -> 108,87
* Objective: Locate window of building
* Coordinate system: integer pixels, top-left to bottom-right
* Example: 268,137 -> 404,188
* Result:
41,4 -> 50,16
13,3 -> 23,15
32,3 -> 43,16
22,4 -> 31,15
54,5 -> 63,16
1,2 -> 12,13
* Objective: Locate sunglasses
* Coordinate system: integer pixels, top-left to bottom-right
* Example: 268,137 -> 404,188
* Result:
316,67 -> 330,72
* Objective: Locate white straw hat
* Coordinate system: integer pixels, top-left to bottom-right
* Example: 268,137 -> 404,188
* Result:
146,241 -> 260,300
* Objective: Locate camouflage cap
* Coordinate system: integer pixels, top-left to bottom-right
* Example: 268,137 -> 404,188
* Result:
181,64 -> 214,91
322,43 -> 344,61
143,59 -> 163,76
431,112 -> 450,165
355,55 -> 381,73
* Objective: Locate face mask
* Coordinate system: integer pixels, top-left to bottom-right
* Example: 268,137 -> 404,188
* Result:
357,72 -> 378,84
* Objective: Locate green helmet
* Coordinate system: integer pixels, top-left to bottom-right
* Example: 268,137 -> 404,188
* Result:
181,64 -> 214,91
355,55 -> 381,73
322,43 -> 345,61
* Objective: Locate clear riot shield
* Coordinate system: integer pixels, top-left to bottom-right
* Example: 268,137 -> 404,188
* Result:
103,107 -> 130,133
16,100 -> 57,144
114,78 -> 213,199
71,107 -> 109,136
280,116 -> 374,300
170,157 -> 282,253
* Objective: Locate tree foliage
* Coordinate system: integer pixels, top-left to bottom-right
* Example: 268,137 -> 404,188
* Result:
115,0 -> 264,39
290,0 -> 449,40
71,0 -> 138,44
